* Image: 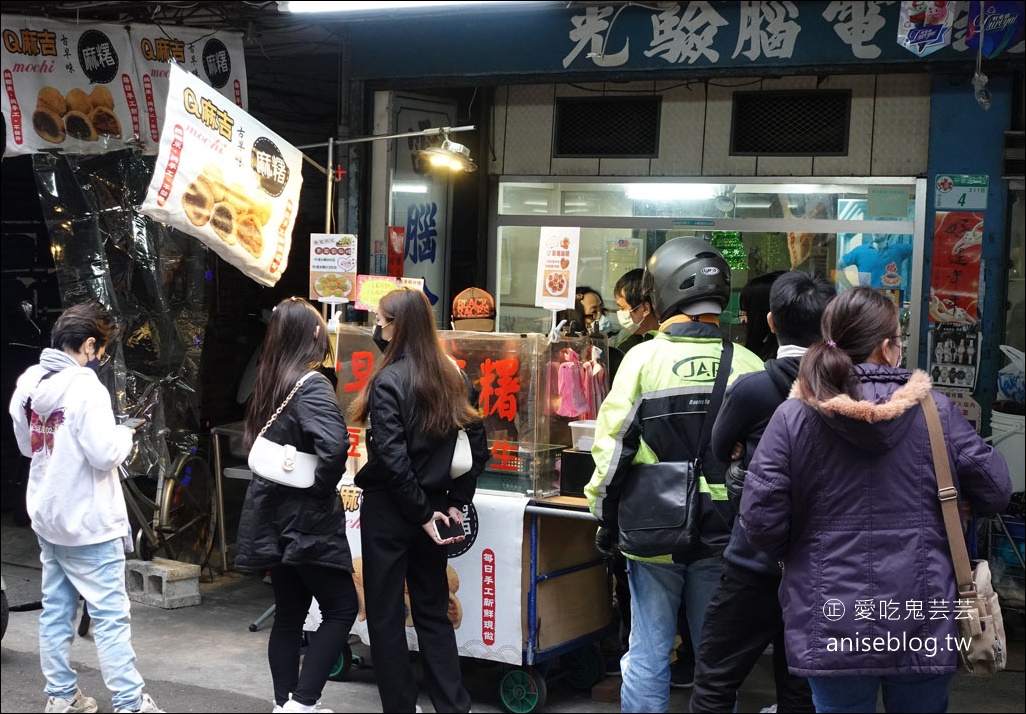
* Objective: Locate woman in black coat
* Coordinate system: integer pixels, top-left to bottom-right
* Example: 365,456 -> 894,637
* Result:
235,296 -> 357,714
350,288 -> 489,714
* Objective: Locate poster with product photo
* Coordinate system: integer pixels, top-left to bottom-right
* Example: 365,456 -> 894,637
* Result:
129,23 -> 246,152
140,63 -> 303,287
309,234 -> 357,302
535,226 -> 580,311
927,324 -> 981,391
1,15 -> 140,156
929,211 -> 983,324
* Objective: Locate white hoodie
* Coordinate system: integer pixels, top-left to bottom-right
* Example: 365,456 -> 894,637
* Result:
8,348 -> 135,547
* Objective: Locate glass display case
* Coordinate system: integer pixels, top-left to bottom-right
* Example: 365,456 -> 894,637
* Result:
493,177 -> 926,368
334,325 -> 609,498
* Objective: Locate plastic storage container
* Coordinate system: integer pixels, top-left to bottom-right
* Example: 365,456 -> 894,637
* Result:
569,420 -> 596,451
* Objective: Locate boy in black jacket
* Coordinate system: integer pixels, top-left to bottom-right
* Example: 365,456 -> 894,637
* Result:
690,271 -> 835,713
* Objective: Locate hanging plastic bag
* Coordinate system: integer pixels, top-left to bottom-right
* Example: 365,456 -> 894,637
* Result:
996,345 -> 1025,404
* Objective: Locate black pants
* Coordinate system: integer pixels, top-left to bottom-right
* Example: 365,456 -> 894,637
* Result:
361,490 -> 471,713
690,564 -> 813,713
268,564 -> 359,707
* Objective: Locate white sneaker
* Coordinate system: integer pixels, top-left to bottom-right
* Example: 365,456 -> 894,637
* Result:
45,689 -> 98,713
760,706 -> 778,713
281,698 -> 333,713
113,693 -> 164,713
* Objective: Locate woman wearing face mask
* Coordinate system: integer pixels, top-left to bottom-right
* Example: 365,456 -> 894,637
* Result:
741,286 -> 1011,713
8,299 -> 165,714
350,288 -> 489,714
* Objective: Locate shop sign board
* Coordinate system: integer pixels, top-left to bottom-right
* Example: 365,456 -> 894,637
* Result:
934,174 -> 988,210
140,63 -> 303,287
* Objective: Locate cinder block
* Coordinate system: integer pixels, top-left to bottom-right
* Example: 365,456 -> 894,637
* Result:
125,557 -> 201,609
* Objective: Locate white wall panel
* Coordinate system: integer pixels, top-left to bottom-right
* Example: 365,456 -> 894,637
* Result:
703,79 -> 757,176
755,76 -> 815,176
503,84 -> 557,176
872,74 -> 930,176
650,80 -> 706,176
813,75 -> 875,176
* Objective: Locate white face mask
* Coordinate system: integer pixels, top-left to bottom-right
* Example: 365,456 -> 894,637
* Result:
617,308 -> 639,334
594,313 -> 614,334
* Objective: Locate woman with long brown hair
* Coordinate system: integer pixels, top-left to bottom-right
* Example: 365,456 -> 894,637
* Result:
235,296 -> 357,714
740,286 -> 1010,713
350,288 -> 488,713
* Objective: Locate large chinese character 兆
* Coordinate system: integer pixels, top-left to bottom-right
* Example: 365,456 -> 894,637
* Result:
479,358 -> 520,421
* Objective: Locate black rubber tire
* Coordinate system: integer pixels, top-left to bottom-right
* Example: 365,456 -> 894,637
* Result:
327,642 -> 354,681
1,588 -> 8,641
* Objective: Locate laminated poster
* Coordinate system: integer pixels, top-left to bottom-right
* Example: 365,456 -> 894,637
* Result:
140,63 -> 303,287
535,226 -> 581,311
928,211 -> 983,325
2,15 -> 139,156
898,1 -> 955,57
309,234 -> 357,302
965,1 -> 1025,59
129,23 -> 246,152
927,324 -> 981,393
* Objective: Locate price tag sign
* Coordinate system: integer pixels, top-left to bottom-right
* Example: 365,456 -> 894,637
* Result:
934,174 -> 988,210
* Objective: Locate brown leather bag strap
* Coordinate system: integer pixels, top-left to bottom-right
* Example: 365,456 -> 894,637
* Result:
922,393 -> 977,599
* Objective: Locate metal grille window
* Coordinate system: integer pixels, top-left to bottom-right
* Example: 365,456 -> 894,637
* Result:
553,96 -> 661,158
731,90 -> 851,156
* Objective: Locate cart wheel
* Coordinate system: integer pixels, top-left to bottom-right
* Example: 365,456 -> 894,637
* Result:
499,667 -> 547,714
563,643 -> 603,690
327,642 -> 353,682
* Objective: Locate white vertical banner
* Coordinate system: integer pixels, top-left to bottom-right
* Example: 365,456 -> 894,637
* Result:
338,488 -> 527,664
535,226 -> 581,310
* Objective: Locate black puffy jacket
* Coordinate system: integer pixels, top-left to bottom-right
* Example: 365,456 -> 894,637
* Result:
354,356 -> 489,526
234,372 -> 353,573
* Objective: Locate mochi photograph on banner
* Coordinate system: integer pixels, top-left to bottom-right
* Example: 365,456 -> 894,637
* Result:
141,62 -> 303,287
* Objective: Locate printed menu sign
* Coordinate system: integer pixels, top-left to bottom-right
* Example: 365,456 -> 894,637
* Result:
310,234 -> 357,301
534,226 -> 580,311
140,63 -> 303,287
2,15 -> 140,156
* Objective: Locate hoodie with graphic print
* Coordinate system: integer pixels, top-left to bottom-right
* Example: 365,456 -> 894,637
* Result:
9,348 -> 135,547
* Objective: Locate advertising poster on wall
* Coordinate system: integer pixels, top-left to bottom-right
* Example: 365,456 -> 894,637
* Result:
927,323 -> 981,392
309,234 -> 357,302
140,63 -> 303,287
897,1 -> 955,57
1,15 -> 139,156
929,211 -> 983,324
535,226 -> 580,311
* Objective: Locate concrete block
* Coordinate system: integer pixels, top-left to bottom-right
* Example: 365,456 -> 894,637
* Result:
125,557 -> 201,609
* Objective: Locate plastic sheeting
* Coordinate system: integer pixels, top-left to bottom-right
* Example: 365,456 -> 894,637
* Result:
31,148 -> 214,477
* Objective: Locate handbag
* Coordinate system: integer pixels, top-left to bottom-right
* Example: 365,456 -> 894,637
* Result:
923,394 -> 1006,676
450,429 -> 473,479
248,372 -> 320,488
618,340 -> 733,558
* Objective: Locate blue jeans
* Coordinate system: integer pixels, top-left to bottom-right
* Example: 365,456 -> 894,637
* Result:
808,674 -> 954,713
620,556 -> 722,713
38,537 -> 146,711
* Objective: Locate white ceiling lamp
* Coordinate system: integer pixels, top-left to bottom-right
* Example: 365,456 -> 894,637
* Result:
714,185 -> 736,214
415,136 -> 478,173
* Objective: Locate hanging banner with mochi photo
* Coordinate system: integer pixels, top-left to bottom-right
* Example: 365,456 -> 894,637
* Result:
141,62 -> 303,286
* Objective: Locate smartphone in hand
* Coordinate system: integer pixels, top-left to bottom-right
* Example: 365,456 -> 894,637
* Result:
121,417 -> 146,430
433,518 -> 465,541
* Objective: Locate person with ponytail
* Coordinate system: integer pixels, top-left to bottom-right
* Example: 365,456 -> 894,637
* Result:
349,288 -> 489,714
739,286 -> 1010,713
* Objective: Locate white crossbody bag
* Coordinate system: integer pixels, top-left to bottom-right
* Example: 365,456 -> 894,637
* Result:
248,372 -> 319,488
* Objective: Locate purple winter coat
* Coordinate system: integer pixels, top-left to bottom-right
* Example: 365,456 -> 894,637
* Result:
740,365 -> 1011,677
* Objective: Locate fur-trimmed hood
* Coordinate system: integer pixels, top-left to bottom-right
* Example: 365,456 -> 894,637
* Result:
790,365 -> 933,454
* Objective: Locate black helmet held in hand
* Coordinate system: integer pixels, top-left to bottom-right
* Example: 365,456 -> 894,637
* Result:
642,236 -> 731,319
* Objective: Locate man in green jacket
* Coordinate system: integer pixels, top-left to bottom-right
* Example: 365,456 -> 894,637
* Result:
585,236 -> 764,713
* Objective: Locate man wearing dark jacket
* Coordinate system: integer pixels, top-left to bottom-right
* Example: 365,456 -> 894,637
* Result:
690,271 -> 835,713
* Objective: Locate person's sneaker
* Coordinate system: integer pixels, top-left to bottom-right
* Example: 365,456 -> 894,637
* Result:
759,705 -> 778,713
113,693 -> 164,713
45,689 -> 98,713
281,699 -> 333,713
669,659 -> 694,689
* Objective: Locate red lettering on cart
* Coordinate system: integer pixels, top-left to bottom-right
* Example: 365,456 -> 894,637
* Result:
489,439 -> 520,472
482,549 -> 496,645
344,351 -> 374,393
479,358 -> 520,421
346,426 -> 363,458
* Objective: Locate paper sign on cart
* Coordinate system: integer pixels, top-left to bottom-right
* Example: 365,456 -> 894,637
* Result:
310,234 -> 357,301
140,62 -> 303,287
535,227 -> 580,310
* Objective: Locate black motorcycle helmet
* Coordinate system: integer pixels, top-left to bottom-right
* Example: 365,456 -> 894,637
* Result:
642,236 -> 731,319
